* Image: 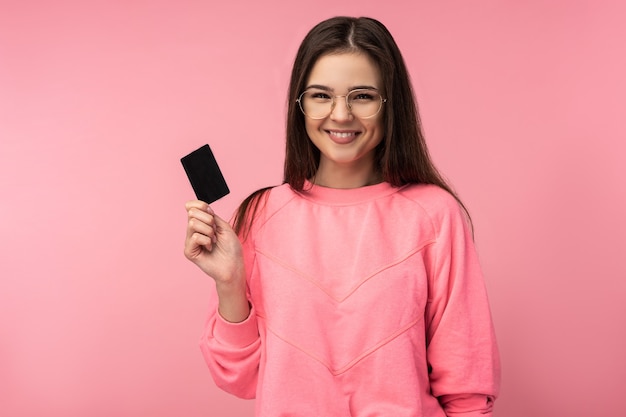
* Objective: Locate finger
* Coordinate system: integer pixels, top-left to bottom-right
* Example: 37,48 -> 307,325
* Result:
184,232 -> 213,258
191,214 -> 217,244
185,201 -> 219,244
185,200 -> 209,212
187,216 -> 215,238
212,213 -> 233,231
190,231 -> 213,248
186,200 -> 216,219
187,206 -> 215,227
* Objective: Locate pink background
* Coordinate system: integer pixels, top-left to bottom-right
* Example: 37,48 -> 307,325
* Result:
1,1 -> 624,416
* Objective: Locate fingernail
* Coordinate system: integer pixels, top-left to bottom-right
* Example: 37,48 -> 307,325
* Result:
207,206 -> 214,214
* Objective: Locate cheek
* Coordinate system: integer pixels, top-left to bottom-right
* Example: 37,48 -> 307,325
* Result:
304,119 -> 323,139
366,119 -> 385,142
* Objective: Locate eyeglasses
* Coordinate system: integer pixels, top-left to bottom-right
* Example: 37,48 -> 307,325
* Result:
296,88 -> 387,119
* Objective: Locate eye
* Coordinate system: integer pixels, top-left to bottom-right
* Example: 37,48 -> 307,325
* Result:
306,91 -> 332,101
350,90 -> 378,101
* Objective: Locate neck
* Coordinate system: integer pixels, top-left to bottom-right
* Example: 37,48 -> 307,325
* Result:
311,159 -> 382,189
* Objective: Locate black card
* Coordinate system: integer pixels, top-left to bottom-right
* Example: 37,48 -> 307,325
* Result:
180,144 -> 230,204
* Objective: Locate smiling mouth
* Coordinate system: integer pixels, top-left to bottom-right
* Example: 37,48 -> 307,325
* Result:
326,130 -> 360,142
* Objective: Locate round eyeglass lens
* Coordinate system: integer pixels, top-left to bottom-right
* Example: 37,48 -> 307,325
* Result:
297,89 -> 385,119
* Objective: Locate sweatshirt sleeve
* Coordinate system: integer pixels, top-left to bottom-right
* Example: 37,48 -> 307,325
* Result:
423,193 -> 501,415
198,230 -> 261,399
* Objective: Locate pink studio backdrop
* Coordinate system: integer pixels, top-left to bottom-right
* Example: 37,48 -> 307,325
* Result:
1,1 -> 624,416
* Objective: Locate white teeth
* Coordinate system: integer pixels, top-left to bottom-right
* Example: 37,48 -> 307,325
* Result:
330,131 -> 355,138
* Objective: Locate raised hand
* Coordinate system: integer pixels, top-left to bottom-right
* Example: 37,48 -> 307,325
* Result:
184,200 -> 251,322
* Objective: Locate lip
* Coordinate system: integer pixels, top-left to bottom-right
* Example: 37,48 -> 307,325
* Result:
326,130 -> 360,145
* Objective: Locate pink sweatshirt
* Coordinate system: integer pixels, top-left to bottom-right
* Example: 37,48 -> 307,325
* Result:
200,181 -> 500,416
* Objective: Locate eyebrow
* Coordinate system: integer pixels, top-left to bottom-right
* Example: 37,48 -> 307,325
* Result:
305,84 -> 380,91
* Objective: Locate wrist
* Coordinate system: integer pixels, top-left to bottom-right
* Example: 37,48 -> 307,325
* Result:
214,269 -> 246,293
215,277 -> 250,323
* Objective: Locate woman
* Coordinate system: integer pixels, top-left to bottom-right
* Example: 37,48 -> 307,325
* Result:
185,16 -> 500,416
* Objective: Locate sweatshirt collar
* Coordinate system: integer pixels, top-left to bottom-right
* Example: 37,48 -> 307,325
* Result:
297,180 -> 400,205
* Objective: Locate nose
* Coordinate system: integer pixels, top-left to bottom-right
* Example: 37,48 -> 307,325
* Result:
329,95 -> 353,121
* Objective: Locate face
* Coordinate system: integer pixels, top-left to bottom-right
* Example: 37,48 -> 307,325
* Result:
303,52 -> 384,180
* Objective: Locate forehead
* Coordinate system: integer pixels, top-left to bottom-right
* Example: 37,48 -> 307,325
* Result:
306,52 -> 382,90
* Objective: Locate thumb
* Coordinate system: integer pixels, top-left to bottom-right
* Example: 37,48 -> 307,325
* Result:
212,213 -> 233,231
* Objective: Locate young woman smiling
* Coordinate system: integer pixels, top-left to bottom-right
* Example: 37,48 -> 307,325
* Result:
184,16 -> 500,417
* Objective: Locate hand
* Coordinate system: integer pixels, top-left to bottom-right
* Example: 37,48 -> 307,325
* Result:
184,200 -> 245,285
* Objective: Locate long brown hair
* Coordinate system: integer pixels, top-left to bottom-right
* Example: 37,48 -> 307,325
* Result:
233,16 -> 471,237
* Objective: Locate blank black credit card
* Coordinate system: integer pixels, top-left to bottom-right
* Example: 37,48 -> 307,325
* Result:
180,144 -> 230,204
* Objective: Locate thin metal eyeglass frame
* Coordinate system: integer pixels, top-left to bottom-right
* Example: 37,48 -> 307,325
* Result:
296,88 -> 387,120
